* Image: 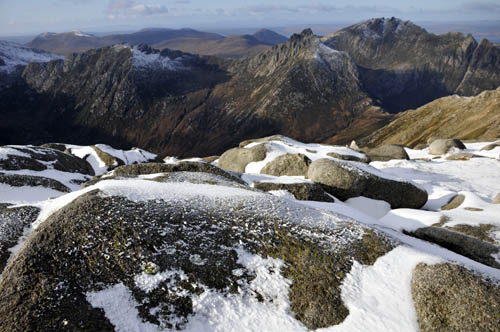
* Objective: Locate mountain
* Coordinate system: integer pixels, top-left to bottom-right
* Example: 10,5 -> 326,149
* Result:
26,28 -> 224,56
0,40 -> 63,73
3,18 -> 500,157
0,31 -> 389,157
322,17 -> 500,113
252,29 -> 288,44
153,34 -> 272,58
360,86 -> 500,148
102,27 -> 223,46
27,31 -> 106,55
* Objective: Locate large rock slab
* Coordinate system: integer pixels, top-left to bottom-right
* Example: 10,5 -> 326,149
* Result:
407,226 -> 500,269
307,158 -> 428,209
0,176 -> 394,331
261,153 -> 311,176
429,139 -> 466,155
412,263 -> 500,332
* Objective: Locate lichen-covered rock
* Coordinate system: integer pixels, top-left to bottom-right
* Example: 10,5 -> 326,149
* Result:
0,178 -> 394,331
440,194 -> 465,210
0,174 -> 70,193
429,139 -> 466,155
0,204 -> 40,273
0,145 -> 94,175
412,263 -> 500,332
407,226 -> 500,268
261,153 -> 311,176
307,158 -> 428,208
218,144 -> 268,173
366,144 -> 409,161
254,181 -> 334,202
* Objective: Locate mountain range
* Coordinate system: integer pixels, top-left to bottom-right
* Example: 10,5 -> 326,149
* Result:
1,17 -> 499,157
26,28 -> 287,58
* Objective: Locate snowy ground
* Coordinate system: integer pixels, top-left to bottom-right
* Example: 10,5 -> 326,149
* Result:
2,139 -> 500,332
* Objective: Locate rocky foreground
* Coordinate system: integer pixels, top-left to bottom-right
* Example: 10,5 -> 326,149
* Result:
0,136 -> 500,332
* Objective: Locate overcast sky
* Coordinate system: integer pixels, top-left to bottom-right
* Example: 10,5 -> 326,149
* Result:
1,0 -> 500,36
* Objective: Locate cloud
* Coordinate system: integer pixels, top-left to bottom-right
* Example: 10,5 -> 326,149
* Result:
462,1 -> 500,13
107,1 -> 168,19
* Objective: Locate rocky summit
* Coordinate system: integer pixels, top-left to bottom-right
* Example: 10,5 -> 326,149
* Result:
1,135 -> 500,332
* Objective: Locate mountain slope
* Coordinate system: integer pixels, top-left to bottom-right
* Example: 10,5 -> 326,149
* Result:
154,35 -> 271,58
322,17 -> 500,113
252,29 -> 288,44
361,86 -> 500,148
1,31 -> 389,157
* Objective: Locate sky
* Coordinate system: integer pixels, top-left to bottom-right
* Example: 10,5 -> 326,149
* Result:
1,0 -> 500,36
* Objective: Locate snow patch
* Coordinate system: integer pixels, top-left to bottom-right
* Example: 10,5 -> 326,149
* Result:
132,47 -> 183,70
0,40 -> 63,73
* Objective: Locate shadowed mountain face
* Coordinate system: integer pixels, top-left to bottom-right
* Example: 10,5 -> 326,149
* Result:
1,31 -> 389,157
322,17 -> 500,113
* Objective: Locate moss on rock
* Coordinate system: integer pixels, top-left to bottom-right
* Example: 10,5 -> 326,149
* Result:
412,263 -> 500,332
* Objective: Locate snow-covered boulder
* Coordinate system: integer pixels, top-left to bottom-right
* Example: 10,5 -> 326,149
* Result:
254,181 -> 334,202
0,145 -> 95,204
429,139 -> 466,155
307,158 -> 428,209
261,153 -> 311,176
65,144 -> 158,175
412,263 -> 500,332
366,144 -> 409,161
218,144 -> 267,173
0,172 -> 394,331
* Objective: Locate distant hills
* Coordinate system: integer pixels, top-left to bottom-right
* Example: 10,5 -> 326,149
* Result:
26,28 -> 288,57
153,29 -> 288,58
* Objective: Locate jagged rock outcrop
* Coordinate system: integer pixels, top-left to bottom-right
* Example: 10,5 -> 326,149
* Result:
323,17 -> 500,113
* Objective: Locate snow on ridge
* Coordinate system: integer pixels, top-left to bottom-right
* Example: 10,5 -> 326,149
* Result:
0,40 -> 63,73
70,30 -> 93,38
131,46 -> 183,71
